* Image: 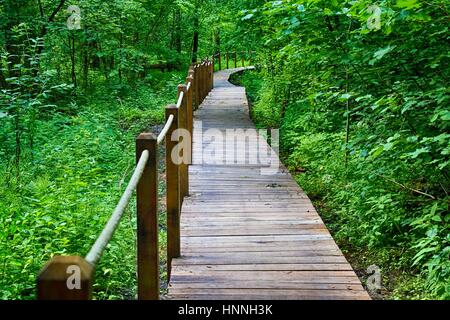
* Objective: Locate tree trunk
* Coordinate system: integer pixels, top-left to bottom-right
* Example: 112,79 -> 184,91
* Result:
70,34 -> 77,89
175,9 -> 182,54
118,16 -> 123,84
192,8 -> 199,63
214,28 -> 220,56
0,67 -> 7,88
83,39 -> 89,89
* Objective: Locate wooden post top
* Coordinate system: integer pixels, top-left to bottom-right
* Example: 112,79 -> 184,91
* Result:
38,256 -> 93,281
37,256 -> 93,300
137,133 -> 157,141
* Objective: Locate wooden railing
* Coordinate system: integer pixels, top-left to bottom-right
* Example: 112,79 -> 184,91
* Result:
212,49 -> 255,71
36,59 -> 214,300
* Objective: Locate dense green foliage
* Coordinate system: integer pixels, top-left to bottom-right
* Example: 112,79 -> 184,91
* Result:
1,0 -> 448,300
233,0 -> 449,299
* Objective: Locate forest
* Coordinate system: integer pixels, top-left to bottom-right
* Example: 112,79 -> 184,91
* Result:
0,0 -> 449,300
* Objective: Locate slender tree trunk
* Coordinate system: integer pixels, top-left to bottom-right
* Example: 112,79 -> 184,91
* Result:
83,40 -> 89,89
118,16 -> 123,84
0,68 -> 7,88
192,8 -> 199,63
14,108 -> 21,180
214,28 -> 220,56
345,68 -> 350,170
70,34 -> 77,89
175,9 -> 182,54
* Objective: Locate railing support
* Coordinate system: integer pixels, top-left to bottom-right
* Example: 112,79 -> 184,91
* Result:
178,84 -> 189,199
202,62 -> 207,102
218,51 -> 222,70
136,133 -> 159,300
165,105 -> 180,279
234,49 -> 237,68
186,74 -> 194,163
211,61 -> 214,87
200,62 -> 204,103
191,66 -> 199,109
242,51 -> 245,67
226,51 -> 229,69
37,256 -> 93,300
197,64 -> 202,104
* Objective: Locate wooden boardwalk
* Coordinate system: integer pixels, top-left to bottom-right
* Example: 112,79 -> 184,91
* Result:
167,68 -> 370,300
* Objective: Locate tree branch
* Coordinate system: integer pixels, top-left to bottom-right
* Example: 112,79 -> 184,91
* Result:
37,0 -> 44,18
377,174 -> 436,199
48,0 -> 67,23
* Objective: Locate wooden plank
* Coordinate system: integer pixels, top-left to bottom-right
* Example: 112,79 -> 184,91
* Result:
171,263 -> 352,272
180,244 -> 341,253
172,256 -> 349,266
169,282 -> 365,291
168,289 -> 370,300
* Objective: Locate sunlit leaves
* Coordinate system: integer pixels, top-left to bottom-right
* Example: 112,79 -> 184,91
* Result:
370,45 -> 397,65
396,0 -> 421,10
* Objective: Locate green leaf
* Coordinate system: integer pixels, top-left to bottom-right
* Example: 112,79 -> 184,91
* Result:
340,93 -> 352,100
370,46 -> 396,65
407,147 -> 429,159
396,0 -> 421,10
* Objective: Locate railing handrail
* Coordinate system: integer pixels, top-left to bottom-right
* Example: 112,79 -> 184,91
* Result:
175,90 -> 185,109
85,149 -> 150,266
157,114 -> 174,145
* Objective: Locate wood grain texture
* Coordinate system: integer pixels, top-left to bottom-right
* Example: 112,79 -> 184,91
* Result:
167,68 -> 370,301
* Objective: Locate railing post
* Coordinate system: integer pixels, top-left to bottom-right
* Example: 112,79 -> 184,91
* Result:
203,62 -> 207,102
136,133 -> 159,300
201,62 -> 206,103
234,49 -> 237,68
178,84 -> 189,200
165,105 -> 180,279
218,51 -> 222,70
242,51 -> 245,68
208,61 -> 212,94
198,63 -> 203,104
192,65 -> 199,110
186,74 -> 194,163
37,256 -> 93,300
226,50 -> 229,69
199,63 -> 203,104
210,61 -> 214,90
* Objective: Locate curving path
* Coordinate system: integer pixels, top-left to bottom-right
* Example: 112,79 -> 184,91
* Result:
167,68 -> 370,300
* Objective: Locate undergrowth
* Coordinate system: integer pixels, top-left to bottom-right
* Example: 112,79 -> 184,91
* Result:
0,71 -> 184,299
